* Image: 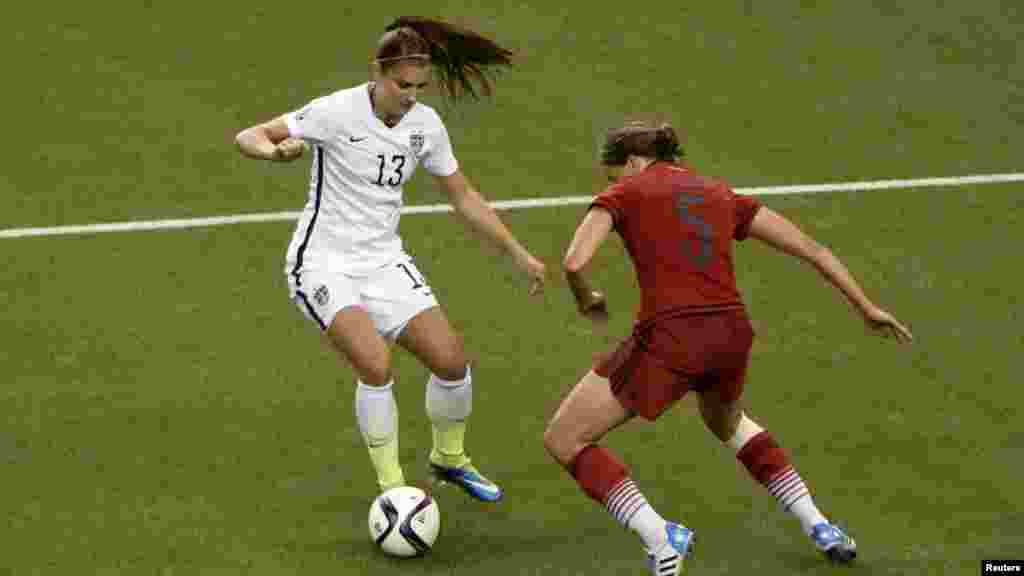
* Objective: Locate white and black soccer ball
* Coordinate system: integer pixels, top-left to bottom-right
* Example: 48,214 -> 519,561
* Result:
368,486 -> 440,557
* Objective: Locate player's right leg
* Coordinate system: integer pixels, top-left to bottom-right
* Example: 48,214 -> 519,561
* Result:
544,370 -> 695,575
697,389 -> 856,563
326,307 -> 406,492
291,270 -> 404,492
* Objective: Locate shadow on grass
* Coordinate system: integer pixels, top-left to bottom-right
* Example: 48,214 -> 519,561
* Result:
328,529 -> 575,573
770,548 -> 900,576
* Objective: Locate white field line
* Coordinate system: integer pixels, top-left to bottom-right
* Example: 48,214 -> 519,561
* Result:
2,172 -> 1022,239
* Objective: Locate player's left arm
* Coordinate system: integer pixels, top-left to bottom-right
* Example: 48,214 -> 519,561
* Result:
563,208 -> 613,320
434,170 -> 546,295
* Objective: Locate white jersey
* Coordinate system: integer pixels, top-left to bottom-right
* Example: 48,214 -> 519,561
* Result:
283,83 -> 458,278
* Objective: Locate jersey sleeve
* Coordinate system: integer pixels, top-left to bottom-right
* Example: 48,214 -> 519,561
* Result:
732,190 -> 762,241
422,122 -> 459,177
285,97 -> 333,144
590,182 -> 629,229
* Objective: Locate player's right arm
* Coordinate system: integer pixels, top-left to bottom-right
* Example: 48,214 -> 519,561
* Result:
234,115 -> 307,162
748,207 -> 913,342
563,207 -> 614,322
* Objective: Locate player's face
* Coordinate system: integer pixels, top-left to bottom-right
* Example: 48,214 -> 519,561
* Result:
375,62 -> 431,118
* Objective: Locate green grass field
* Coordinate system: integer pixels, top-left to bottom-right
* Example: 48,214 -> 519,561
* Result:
3,1 -> 1021,574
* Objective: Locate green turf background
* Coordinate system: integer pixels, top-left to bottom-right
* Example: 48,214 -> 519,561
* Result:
3,1 -> 1021,574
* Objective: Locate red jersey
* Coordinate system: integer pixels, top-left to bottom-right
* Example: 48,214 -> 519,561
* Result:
590,163 -> 761,324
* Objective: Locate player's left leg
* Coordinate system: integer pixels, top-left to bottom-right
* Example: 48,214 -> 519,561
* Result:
544,370 -> 695,575
395,305 -> 502,502
698,387 -> 856,563
360,256 -> 499,501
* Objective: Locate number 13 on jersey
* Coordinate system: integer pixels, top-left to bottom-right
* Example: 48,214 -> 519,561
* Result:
375,154 -> 407,186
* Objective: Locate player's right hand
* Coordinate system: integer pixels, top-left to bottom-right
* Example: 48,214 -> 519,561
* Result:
579,290 -> 609,324
517,253 -> 547,297
861,305 -> 913,343
272,138 -> 307,162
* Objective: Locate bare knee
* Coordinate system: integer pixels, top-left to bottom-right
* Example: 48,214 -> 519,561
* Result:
325,308 -> 393,386
435,362 -> 467,382
543,420 -> 583,470
358,361 -> 393,387
324,347 -> 392,386
432,338 -> 468,381
352,346 -> 393,386
542,425 -> 569,466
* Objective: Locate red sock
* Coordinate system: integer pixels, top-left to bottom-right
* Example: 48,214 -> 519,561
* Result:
736,431 -> 790,486
570,445 -> 629,504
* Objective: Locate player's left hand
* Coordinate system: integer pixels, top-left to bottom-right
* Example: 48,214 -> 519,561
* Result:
862,306 -> 913,343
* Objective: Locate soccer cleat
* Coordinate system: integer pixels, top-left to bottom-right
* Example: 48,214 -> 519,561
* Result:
428,457 -> 503,502
811,522 -> 857,564
646,523 -> 696,576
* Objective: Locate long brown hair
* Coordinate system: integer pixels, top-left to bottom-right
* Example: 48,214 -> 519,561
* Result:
601,120 -> 683,165
376,17 -> 513,101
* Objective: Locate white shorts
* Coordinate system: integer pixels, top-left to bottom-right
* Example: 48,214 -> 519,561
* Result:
288,255 -> 439,341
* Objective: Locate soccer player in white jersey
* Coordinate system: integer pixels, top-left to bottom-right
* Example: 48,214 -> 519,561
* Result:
235,17 -> 546,502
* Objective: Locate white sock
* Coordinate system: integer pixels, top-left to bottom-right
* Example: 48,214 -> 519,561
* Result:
728,413 -> 826,535
605,478 -> 667,550
766,467 -> 828,535
425,365 -> 472,424
356,381 -> 397,447
355,381 -> 404,489
425,366 -> 472,465
789,492 -> 828,535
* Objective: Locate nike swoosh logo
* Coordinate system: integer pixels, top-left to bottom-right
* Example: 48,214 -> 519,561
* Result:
460,477 -> 500,497
349,136 -> 367,142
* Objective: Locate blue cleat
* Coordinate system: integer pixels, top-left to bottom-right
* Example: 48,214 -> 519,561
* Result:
811,522 -> 857,564
647,523 -> 696,576
429,457 -> 503,503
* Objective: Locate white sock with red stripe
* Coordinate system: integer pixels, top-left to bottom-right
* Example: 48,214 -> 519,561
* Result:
729,414 -> 828,536
766,466 -> 827,535
604,478 -> 668,550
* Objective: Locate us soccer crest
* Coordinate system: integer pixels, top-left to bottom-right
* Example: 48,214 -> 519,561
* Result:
313,285 -> 329,307
409,132 -> 424,155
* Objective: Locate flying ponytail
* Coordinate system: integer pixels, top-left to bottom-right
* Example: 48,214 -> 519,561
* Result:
376,17 -> 513,101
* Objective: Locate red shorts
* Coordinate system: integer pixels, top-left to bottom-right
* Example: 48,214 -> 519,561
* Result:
594,310 -> 754,421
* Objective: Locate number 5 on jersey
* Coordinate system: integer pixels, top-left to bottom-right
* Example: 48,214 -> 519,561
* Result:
375,154 -> 407,186
677,192 -> 714,269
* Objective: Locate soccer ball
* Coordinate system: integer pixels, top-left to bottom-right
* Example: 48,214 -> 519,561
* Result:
368,486 -> 440,557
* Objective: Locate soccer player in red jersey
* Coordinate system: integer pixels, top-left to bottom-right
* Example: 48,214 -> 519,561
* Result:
543,120 -> 912,574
